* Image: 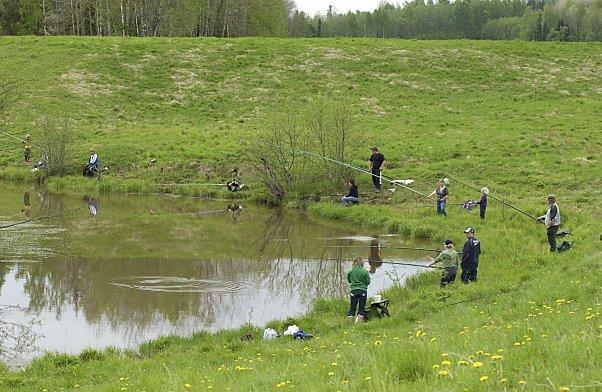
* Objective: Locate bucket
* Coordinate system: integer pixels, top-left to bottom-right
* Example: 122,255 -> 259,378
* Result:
373,294 -> 382,302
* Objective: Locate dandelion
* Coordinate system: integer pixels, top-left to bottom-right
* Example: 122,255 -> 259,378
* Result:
184,384 -> 191,388
430,338 -> 437,342
500,378 -> 507,384
559,387 -> 570,391
441,360 -> 451,366
342,380 -> 348,384
519,380 -> 527,385
374,340 -> 382,346
331,362 -> 338,366
365,376 -> 372,381
480,376 -> 489,382
491,355 -> 503,360
328,372 -> 335,376
276,382 -> 286,388
438,370 -> 449,377
432,365 -> 440,369
441,353 -> 449,357
458,361 -> 469,366
473,362 -> 483,368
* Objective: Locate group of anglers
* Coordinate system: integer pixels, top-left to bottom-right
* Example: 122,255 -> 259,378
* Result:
344,146 -> 563,322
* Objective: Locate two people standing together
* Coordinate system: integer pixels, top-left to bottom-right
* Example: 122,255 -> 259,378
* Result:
427,227 -> 481,286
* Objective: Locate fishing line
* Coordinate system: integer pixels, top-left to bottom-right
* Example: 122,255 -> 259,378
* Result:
327,245 -> 442,252
445,175 -> 537,220
292,148 -> 433,201
157,183 -> 228,187
143,209 -> 227,217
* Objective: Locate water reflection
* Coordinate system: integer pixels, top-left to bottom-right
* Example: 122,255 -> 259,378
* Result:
0,183 -> 435,366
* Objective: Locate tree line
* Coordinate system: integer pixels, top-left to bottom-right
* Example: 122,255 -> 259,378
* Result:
1,0 -> 600,41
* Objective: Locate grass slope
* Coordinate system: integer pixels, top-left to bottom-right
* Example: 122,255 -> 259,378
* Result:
0,37 -> 600,391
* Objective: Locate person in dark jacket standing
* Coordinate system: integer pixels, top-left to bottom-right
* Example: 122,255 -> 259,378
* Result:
476,187 -> 489,219
341,179 -> 359,205
460,227 -> 481,283
368,147 -> 385,192
540,195 -> 561,251
347,256 -> 371,323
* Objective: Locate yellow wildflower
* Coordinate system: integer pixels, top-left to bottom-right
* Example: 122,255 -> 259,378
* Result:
441,360 -> 451,366
480,376 -> 489,382
438,370 -> 449,377
473,362 -> 483,368
559,387 -> 570,392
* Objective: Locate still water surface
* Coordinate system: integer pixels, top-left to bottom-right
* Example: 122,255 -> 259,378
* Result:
0,183 -> 435,366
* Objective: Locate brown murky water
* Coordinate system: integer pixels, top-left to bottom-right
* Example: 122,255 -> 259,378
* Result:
0,182 -> 436,367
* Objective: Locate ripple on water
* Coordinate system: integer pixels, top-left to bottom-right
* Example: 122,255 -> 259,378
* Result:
110,276 -> 251,294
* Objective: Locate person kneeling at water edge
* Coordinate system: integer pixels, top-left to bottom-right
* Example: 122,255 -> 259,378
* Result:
428,240 -> 459,287
347,256 -> 370,323
461,227 -> 481,283
341,179 -> 359,206
83,148 -> 99,177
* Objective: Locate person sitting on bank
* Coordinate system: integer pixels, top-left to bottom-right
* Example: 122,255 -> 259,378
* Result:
429,179 -> 449,216
476,187 -> 489,219
347,256 -> 370,323
341,179 -> 359,206
539,194 -> 560,252
428,240 -> 459,287
83,148 -> 99,176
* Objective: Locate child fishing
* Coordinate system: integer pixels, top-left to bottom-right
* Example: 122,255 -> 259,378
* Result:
427,240 -> 459,286
476,187 -> 489,219
22,134 -> 32,164
347,256 -> 370,323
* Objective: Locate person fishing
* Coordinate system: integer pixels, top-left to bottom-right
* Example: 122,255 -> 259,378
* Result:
368,147 -> 385,192
460,227 -> 481,283
341,179 -> 359,206
83,148 -> 99,177
427,239 -> 459,287
429,179 -> 449,216
347,256 -> 370,323
22,134 -> 32,164
227,168 -> 244,192
368,237 -> 383,274
476,187 -> 489,219
538,195 -> 560,252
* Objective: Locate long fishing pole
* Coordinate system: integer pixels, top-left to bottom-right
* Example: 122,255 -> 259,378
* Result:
445,175 -> 537,220
157,183 -> 228,187
294,148 -> 433,200
327,245 -> 442,252
310,257 -> 436,269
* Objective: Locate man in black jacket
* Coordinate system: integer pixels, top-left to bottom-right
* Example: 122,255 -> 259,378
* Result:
461,227 -> 481,283
368,147 -> 385,192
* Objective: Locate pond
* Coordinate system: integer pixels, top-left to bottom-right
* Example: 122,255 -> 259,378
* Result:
0,182 -> 437,367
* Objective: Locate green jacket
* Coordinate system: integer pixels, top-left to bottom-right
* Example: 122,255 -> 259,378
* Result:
432,248 -> 459,269
347,266 -> 370,292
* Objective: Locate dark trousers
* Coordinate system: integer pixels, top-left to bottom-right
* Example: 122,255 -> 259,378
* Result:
441,266 -> 457,287
480,204 -> 486,219
348,290 -> 367,317
460,261 -> 478,283
371,168 -> 381,189
547,225 -> 559,251
437,199 -> 447,216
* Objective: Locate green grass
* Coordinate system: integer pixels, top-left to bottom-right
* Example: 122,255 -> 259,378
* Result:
0,37 -> 600,391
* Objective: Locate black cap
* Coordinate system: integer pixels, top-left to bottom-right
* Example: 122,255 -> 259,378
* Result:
444,240 -> 453,246
464,227 -> 475,233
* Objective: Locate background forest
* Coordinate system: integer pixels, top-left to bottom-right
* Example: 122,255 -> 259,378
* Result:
0,0 -> 601,41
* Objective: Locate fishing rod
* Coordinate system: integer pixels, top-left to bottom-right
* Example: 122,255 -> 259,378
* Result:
157,183 -> 228,187
327,245 -> 442,252
293,148 -> 433,201
445,175 -> 537,220
0,206 -> 84,230
309,257 -> 435,269
144,209 -> 228,217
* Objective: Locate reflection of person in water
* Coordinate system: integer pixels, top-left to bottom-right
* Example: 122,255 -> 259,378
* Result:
83,195 -> 99,218
368,237 -> 383,274
227,204 -> 243,224
22,191 -> 31,219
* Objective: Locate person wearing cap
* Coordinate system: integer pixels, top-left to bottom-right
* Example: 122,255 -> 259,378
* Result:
429,179 -> 450,216
83,148 -> 99,176
541,195 -> 561,251
476,187 -> 489,219
368,147 -> 385,192
427,240 -> 459,287
347,256 -> 371,323
461,227 -> 481,283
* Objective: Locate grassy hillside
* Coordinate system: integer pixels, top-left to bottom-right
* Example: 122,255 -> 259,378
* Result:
0,37 -> 600,391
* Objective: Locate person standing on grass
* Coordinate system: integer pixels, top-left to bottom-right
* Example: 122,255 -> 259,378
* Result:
428,240 -> 459,287
341,179 -> 359,206
22,134 -> 32,164
460,227 -> 481,283
429,179 -> 449,216
541,195 -> 561,252
347,256 -> 370,323
476,187 -> 489,219
368,147 -> 385,192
